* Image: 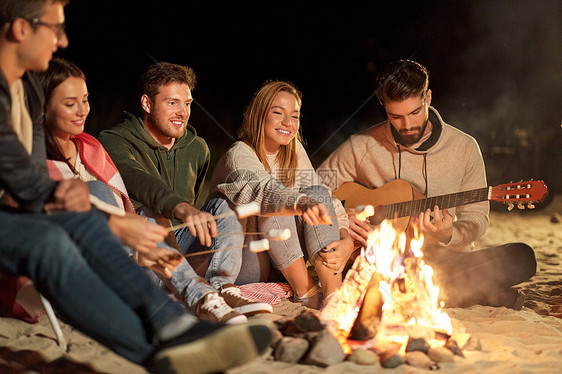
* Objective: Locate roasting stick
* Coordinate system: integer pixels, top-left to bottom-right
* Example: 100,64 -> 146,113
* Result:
216,228 -> 291,241
167,202 -> 261,232
168,203 -> 374,233
183,239 -> 270,258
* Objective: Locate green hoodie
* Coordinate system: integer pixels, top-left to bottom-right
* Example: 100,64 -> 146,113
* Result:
98,112 -> 210,223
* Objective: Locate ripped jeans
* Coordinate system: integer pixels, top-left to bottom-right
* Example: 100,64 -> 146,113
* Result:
235,185 -> 340,284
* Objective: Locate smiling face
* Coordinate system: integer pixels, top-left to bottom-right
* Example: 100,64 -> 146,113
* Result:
263,91 -> 300,154
141,82 -> 192,149
46,76 -> 89,140
384,90 -> 432,146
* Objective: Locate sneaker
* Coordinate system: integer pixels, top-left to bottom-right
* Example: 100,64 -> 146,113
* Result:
221,284 -> 273,315
294,284 -> 323,309
150,319 -> 273,374
196,292 -> 247,325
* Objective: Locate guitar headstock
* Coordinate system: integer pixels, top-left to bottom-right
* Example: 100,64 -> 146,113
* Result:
490,180 -> 548,210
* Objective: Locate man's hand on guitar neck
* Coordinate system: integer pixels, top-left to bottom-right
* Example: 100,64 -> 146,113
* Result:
415,205 -> 454,243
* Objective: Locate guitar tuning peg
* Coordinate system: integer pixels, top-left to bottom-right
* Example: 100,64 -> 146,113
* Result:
527,203 -> 535,209
517,203 -> 525,210
507,203 -> 514,211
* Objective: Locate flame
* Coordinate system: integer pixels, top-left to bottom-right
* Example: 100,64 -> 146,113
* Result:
320,219 -> 454,355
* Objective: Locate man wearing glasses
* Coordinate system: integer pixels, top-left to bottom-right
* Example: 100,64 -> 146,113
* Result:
0,1 -> 271,373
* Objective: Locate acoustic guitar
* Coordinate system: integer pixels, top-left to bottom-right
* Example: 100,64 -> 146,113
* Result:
333,179 -> 549,233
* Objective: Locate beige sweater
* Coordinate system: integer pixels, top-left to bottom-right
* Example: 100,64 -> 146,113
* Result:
320,107 -> 489,252
210,141 -> 349,230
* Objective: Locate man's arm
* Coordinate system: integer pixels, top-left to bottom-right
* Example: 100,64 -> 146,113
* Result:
319,135 -> 373,245
99,130 -> 216,245
318,135 -> 362,192
417,137 -> 489,250
0,79 -> 57,212
446,139 -> 490,247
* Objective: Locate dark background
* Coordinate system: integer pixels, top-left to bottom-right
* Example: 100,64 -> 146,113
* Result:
59,0 -> 562,205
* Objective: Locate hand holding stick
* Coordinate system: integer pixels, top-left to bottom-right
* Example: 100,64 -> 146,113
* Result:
183,238 -> 270,258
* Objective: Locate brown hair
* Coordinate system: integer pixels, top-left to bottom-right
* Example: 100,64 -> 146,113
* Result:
140,62 -> 197,100
238,80 -> 302,187
37,57 -> 85,173
0,0 -> 70,30
376,59 -> 429,104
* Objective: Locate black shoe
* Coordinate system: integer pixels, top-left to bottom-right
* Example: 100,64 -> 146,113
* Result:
149,320 -> 272,374
511,290 -> 526,311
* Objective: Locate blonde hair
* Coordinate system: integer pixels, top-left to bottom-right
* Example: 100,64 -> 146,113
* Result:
238,81 -> 302,187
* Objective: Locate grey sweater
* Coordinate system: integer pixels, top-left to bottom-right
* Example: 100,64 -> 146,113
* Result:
210,141 -> 349,230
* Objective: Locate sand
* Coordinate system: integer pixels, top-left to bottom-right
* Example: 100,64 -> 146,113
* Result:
1,196 -> 561,373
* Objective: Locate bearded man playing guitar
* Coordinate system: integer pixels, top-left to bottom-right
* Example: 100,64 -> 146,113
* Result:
320,59 -> 538,311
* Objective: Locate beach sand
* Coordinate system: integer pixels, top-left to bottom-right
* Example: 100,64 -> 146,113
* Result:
1,196 -> 561,373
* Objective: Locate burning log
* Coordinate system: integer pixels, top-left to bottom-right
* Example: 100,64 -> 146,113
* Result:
349,274 -> 384,340
319,252 -> 380,352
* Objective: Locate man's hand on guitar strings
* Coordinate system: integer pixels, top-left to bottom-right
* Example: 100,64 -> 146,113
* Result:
415,205 -> 454,243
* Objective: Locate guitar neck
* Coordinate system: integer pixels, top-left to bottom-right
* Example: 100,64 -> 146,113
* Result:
384,187 -> 490,219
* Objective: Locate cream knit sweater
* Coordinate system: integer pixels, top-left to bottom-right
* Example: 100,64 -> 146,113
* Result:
210,141 -> 349,230
320,107 -> 489,252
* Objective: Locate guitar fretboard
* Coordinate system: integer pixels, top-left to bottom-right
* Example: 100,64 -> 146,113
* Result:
384,187 -> 490,219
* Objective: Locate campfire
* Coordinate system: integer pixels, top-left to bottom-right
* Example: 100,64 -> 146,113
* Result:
319,220 -> 455,357
267,219 -> 477,369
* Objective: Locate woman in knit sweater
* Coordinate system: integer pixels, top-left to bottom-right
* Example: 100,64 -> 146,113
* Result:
39,58 -> 180,277
209,81 -> 354,309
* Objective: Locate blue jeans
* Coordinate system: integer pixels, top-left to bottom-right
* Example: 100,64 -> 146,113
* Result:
87,180 -> 120,208
0,208 -> 189,364
140,197 -> 244,311
235,186 -> 340,284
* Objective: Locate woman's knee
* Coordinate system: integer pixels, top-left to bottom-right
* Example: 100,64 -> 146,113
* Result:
301,185 -> 331,201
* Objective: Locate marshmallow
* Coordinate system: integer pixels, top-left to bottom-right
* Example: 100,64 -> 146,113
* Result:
355,205 -> 375,221
235,202 -> 260,219
268,228 -> 291,241
249,239 -> 270,253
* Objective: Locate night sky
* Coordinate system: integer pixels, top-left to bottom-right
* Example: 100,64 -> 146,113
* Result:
59,0 -> 562,199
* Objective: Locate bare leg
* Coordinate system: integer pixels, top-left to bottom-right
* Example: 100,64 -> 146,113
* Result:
279,257 -> 316,297
314,258 -> 342,296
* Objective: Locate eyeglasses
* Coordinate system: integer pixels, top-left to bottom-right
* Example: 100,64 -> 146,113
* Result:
25,18 -> 66,40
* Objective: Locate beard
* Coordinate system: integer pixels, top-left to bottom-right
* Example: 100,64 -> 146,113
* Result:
146,112 -> 185,140
392,116 -> 429,146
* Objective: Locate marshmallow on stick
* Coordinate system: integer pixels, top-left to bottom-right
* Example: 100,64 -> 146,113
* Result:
268,228 -> 291,241
249,239 -> 270,253
236,202 -> 260,219
355,205 -> 375,221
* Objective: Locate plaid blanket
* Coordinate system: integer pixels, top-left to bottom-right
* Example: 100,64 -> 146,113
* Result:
238,282 -> 293,305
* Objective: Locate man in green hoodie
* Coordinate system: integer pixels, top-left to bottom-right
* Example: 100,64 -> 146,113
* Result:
99,62 -> 271,324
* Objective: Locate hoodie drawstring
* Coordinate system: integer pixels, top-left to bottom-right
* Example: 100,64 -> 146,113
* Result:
423,153 -> 428,198
397,145 -> 402,180
396,144 -> 428,198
